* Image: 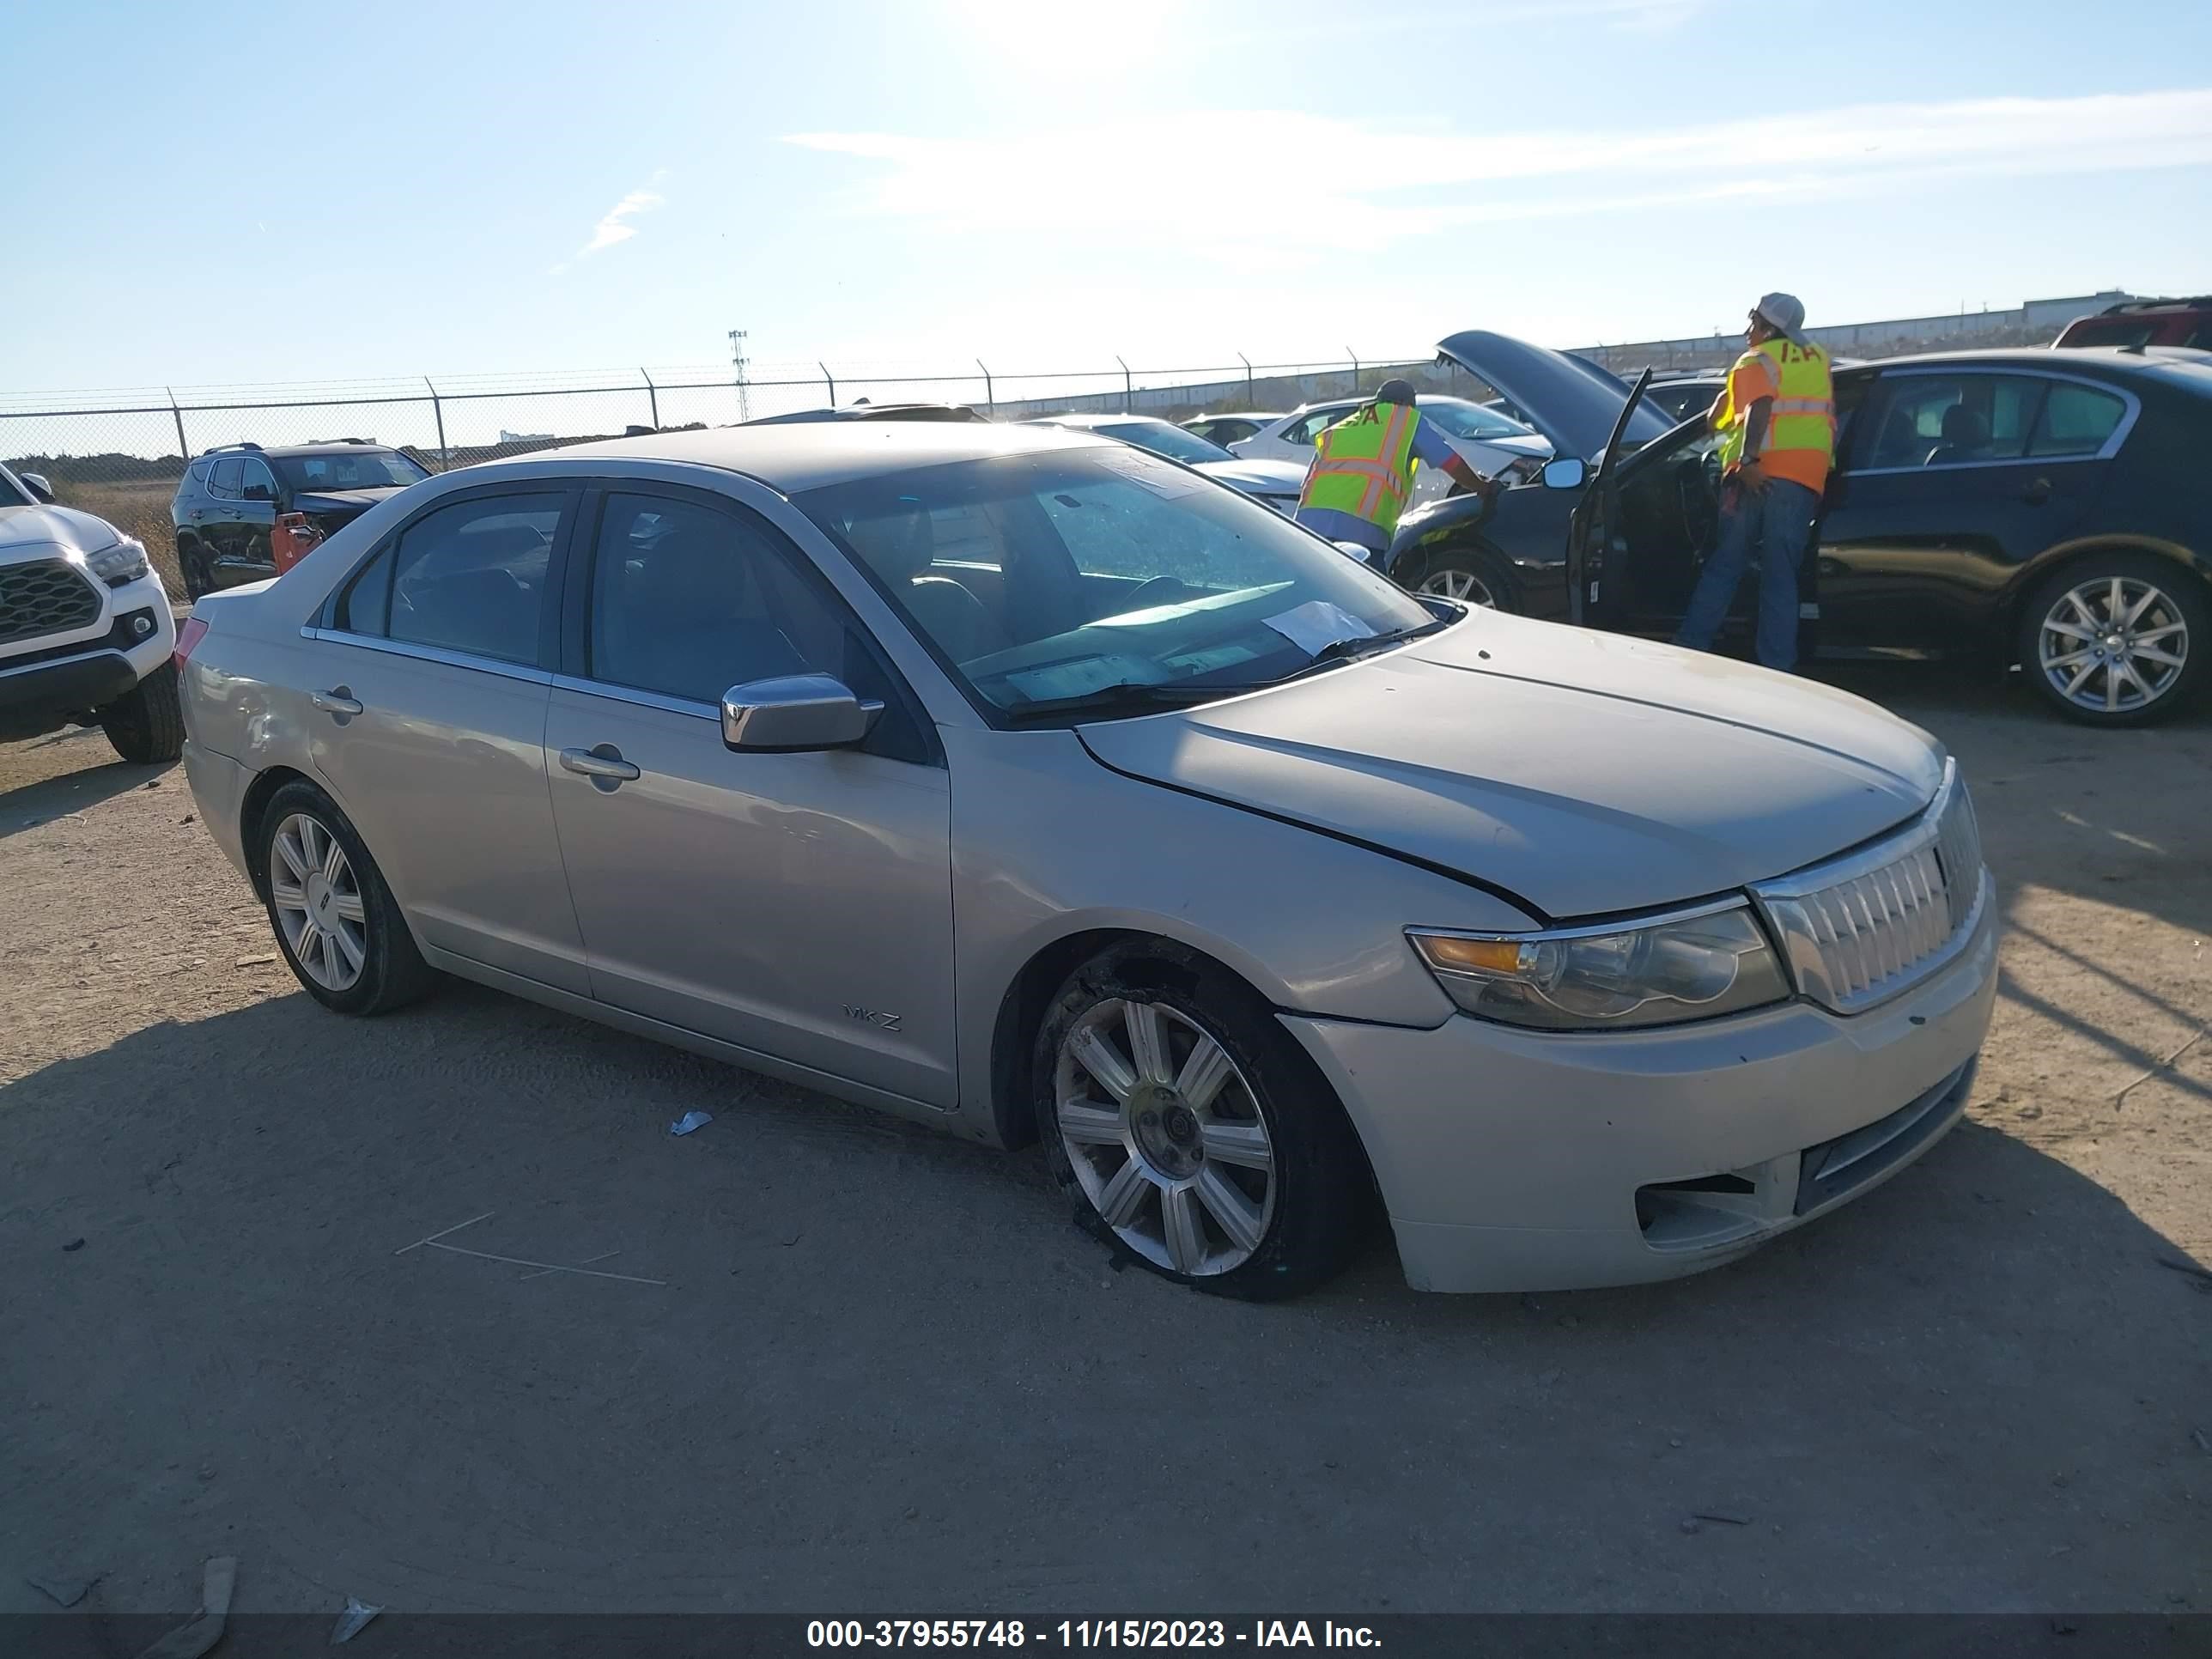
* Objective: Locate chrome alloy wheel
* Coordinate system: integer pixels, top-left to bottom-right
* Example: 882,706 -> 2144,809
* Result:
270,812 -> 368,992
1418,567 -> 1498,606
2039,575 -> 2191,715
1054,998 -> 1278,1278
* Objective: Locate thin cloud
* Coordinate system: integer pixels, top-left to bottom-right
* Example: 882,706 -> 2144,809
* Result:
551,173 -> 667,274
786,88 -> 2212,257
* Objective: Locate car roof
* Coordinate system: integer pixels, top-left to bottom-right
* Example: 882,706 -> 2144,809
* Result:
1852,344 -> 2212,380
738,402 -> 985,424
479,418 -> 1106,495
1290,392 -> 1479,416
1030,413 -> 1172,428
203,441 -> 404,459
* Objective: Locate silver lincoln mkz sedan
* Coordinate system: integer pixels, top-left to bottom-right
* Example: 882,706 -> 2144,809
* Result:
178,422 -> 1997,1299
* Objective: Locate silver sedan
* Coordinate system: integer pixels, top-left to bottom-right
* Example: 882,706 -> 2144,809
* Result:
177,422 -> 1996,1299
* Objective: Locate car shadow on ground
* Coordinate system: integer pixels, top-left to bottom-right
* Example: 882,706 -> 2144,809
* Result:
5,984 -> 2208,1612
0,740 -> 174,840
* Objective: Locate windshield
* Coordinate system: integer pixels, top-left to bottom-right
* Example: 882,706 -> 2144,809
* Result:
0,465 -> 31,508
274,449 -> 431,492
1093,421 -> 1235,465
1416,398 -> 1536,441
797,447 -> 1436,718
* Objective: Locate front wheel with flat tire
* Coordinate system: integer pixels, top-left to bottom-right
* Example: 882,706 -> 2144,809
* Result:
2019,556 -> 2203,726
1034,941 -> 1374,1300
1412,545 -> 1512,611
97,660 -> 185,764
258,780 -> 438,1016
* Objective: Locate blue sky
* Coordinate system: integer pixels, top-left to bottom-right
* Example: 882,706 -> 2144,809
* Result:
3,0 -> 2208,397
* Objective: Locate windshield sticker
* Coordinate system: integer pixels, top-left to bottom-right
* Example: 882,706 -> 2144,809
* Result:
1000,655 -> 1160,702
1262,599 -> 1376,657
1092,448 -> 1200,498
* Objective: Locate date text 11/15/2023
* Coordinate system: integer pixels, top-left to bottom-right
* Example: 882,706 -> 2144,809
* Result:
806,1620 -> 1382,1648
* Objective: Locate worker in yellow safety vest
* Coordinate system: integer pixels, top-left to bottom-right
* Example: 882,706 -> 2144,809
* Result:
1294,379 -> 1498,563
1670,292 -> 1835,671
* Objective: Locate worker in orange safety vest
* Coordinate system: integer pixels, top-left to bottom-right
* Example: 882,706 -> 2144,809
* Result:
1671,292 -> 1836,672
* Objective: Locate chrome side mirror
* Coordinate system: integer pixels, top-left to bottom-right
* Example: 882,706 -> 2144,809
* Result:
1540,457 -> 1588,491
721,673 -> 884,752
19,471 -> 55,503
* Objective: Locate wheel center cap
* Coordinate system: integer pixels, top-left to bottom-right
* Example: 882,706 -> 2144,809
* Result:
305,871 -> 332,916
1130,1085 -> 1201,1177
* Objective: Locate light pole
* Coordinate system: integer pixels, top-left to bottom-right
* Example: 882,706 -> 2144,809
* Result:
728,329 -> 751,422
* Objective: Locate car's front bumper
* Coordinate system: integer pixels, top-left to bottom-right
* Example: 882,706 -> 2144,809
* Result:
1281,890 -> 1999,1293
0,570 -> 174,737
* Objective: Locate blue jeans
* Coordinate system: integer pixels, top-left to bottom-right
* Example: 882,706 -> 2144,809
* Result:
1672,476 -> 1819,672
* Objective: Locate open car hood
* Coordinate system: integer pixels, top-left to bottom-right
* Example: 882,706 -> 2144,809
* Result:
1436,331 -> 1675,462
1078,610 -> 1945,921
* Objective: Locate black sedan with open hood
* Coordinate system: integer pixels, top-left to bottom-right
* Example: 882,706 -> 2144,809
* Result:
1385,331 -> 2212,726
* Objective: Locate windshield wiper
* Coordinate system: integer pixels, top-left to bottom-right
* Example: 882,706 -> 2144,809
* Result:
999,680 -> 1257,723
1271,617 -> 1449,681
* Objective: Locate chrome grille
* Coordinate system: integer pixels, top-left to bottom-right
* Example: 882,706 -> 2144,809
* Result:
0,558 -> 101,646
1750,760 -> 1988,1015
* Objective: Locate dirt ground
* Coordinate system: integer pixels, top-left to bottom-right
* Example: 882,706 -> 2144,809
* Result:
1,660 -> 2206,1623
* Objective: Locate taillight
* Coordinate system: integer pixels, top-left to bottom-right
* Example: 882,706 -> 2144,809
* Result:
173,614 -> 210,671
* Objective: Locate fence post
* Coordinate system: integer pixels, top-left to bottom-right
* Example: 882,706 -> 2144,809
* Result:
1115,356 -> 1131,405
1238,353 -> 1253,403
1346,348 -> 1359,396
641,368 -> 659,429
167,387 -> 189,460
976,360 -> 994,412
423,377 -> 447,466
819,363 -> 836,407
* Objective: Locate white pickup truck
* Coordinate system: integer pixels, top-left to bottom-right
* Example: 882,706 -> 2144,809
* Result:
0,461 -> 183,763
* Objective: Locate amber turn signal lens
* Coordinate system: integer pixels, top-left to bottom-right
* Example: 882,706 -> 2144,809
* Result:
1419,935 -> 1527,975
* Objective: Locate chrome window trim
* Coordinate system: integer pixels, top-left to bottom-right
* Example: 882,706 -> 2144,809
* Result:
549,672 -> 718,723
1842,366 -> 2140,477
298,626 -> 553,686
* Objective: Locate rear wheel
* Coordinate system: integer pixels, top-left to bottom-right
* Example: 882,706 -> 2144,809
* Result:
258,780 -> 438,1015
97,661 -> 185,764
1034,941 -> 1373,1300
2019,555 -> 2203,726
1413,545 -> 1513,611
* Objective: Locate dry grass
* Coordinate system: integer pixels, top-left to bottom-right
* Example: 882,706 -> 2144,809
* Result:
52,478 -> 185,598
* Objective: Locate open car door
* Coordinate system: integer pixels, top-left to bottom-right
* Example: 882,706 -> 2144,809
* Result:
1566,368 -> 1656,629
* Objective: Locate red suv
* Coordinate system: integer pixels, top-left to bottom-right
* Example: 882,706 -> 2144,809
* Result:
2053,296 -> 2212,351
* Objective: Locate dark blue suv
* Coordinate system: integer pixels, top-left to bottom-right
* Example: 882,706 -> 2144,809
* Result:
171,441 -> 429,599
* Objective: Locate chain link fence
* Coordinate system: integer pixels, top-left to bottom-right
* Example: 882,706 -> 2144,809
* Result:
0,354 -> 1454,598
1,306 -> 2082,600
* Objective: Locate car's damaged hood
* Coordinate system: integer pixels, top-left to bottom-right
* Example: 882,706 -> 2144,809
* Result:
1435,330 -> 1675,462
293,487 -> 408,516
1079,611 -> 1945,921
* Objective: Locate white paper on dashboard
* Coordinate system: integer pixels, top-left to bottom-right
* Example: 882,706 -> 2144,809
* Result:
1262,599 -> 1376,657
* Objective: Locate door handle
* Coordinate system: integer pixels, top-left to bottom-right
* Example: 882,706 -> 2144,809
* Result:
2023,477 -> 2052,506
559,745 -> 641,782
310,689 -> 363,716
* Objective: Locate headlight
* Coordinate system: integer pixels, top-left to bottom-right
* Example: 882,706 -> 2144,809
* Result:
86,537 -> 149,586
1408,902 -> 1790,1031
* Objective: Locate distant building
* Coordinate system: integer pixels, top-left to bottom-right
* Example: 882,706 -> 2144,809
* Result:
498,429 -> 555,445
